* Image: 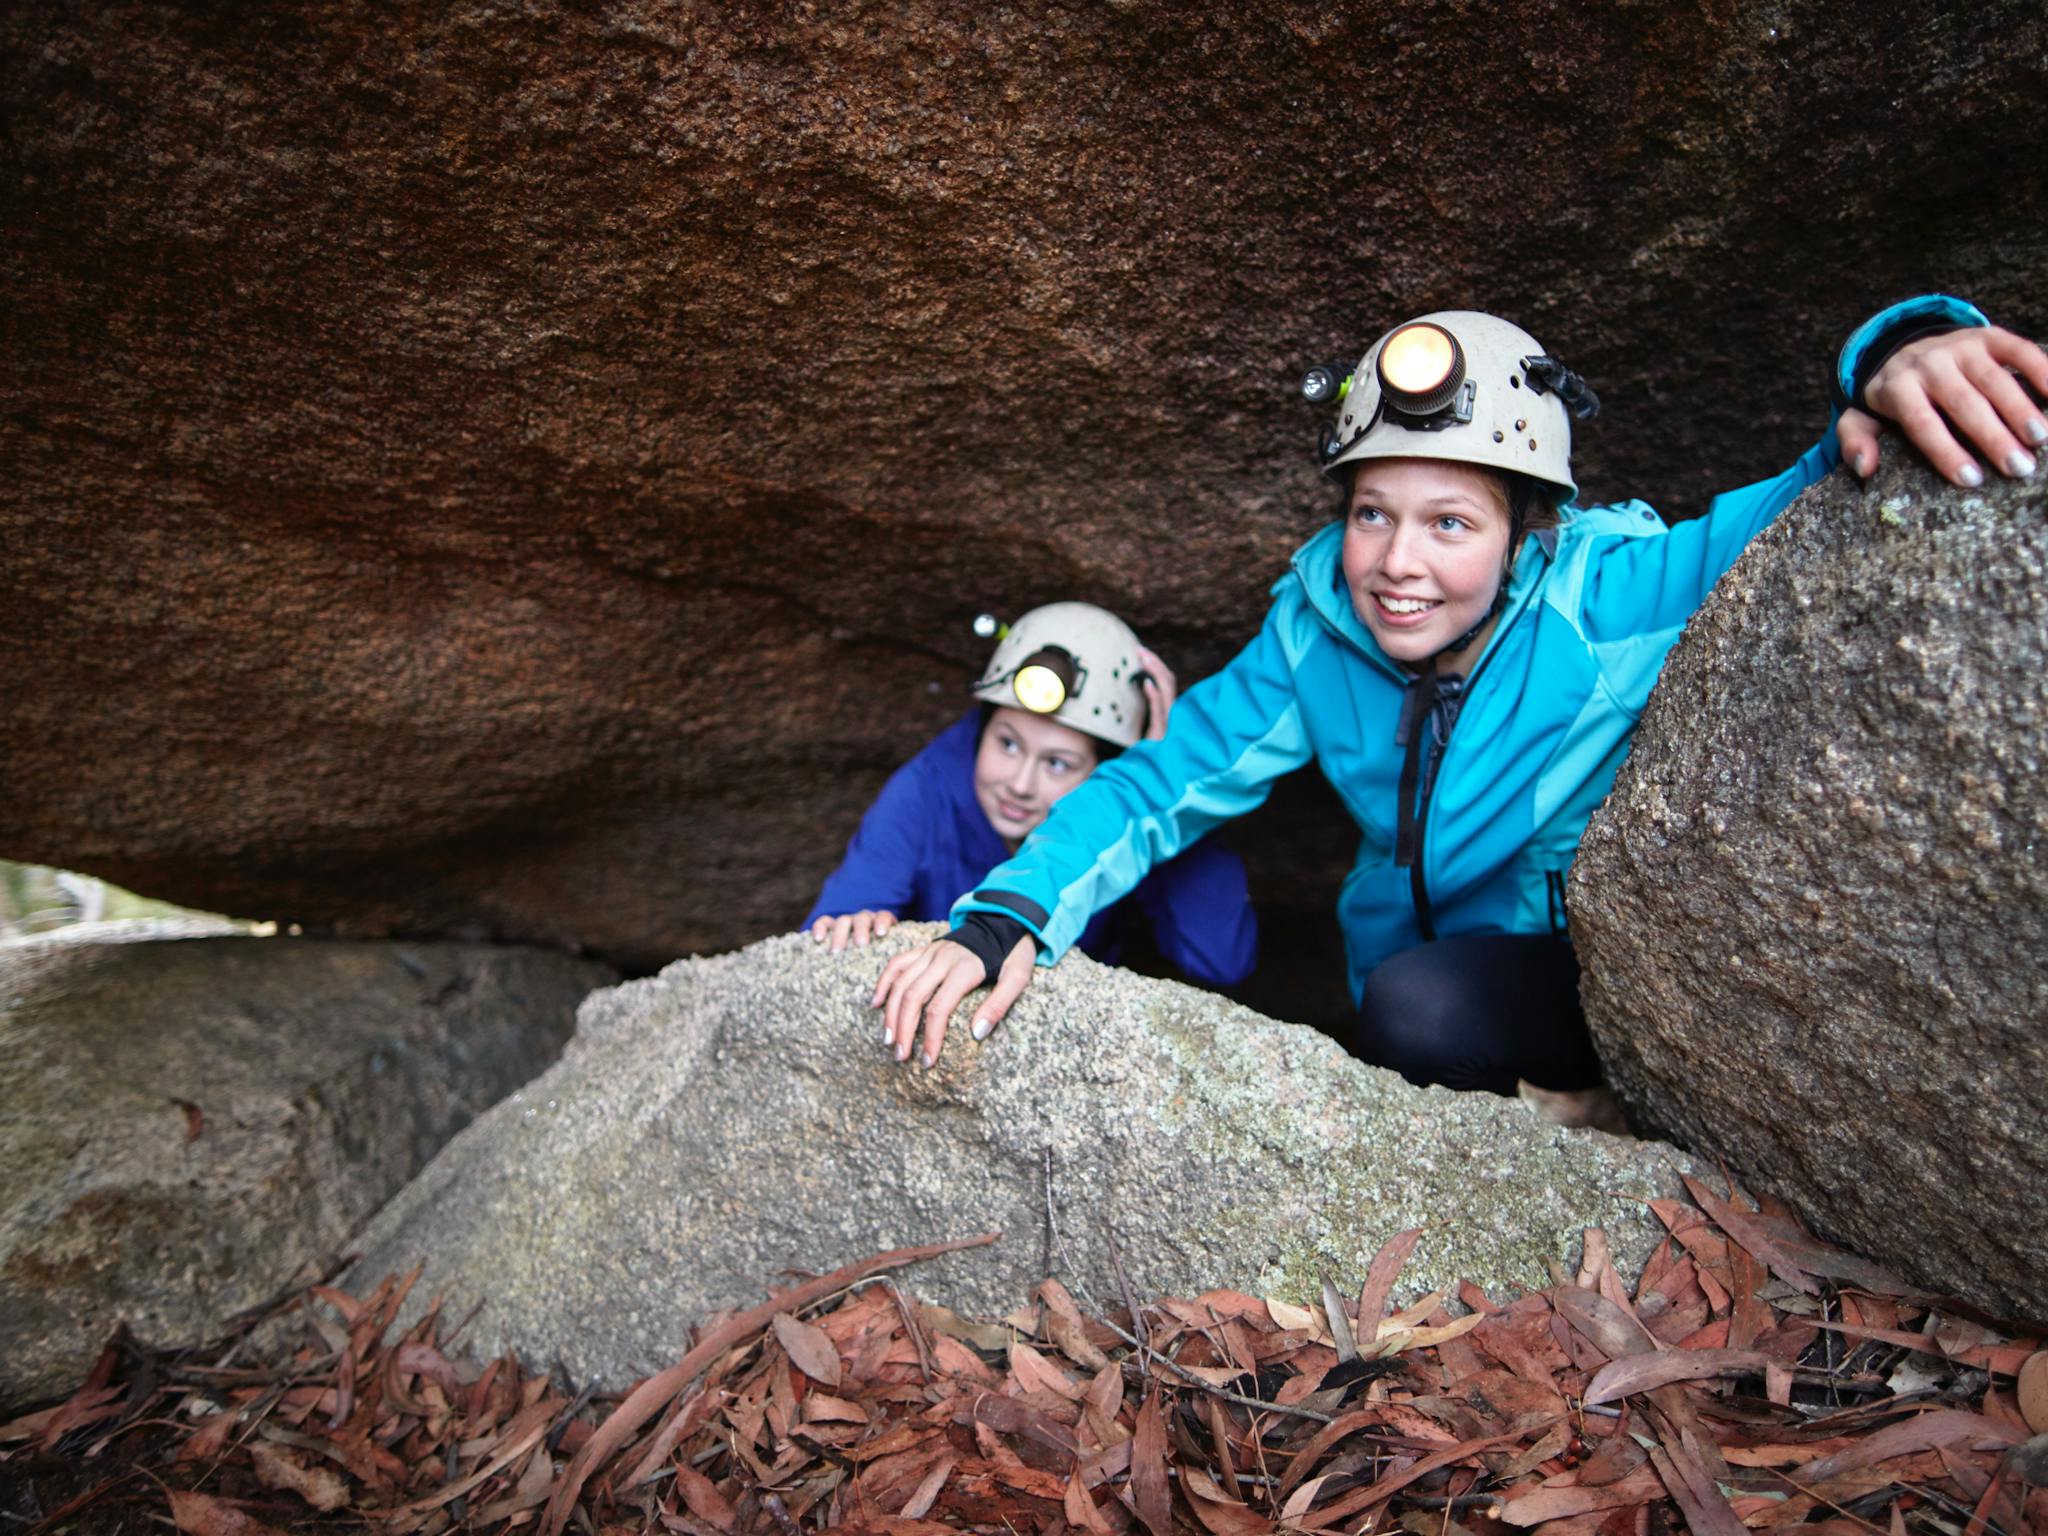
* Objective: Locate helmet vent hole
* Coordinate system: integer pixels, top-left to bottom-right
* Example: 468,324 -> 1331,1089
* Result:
1510,375 -> 1521,389
1492,430 -> 1504,443
1528,437 -> 1538,450
1514,419 -> 1527,432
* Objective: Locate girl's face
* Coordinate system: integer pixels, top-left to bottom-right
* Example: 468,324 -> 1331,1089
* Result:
974,706 -> 1101,848
1340,457 -> 1513,666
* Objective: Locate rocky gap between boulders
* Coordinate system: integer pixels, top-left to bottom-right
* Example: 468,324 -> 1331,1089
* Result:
6,8 -> 2047,1528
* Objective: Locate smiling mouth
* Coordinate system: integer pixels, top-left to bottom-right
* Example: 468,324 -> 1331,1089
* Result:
1374,593 -> 1442,622
995,800 -> 1036,821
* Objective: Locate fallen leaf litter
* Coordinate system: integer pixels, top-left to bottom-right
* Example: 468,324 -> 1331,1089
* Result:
4,1185 -> 2045,1536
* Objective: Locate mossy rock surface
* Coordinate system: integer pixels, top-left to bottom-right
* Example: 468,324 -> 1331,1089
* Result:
353,928 -> 1695,1387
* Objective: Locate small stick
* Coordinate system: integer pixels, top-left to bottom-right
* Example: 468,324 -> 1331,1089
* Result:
1103,1225 -> 1150,1389
1044,1147 -> 1107,1318
1086,1312 -> 1333,1424
879,1279 -> 935,1385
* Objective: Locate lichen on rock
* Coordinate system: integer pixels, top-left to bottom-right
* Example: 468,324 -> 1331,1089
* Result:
351,927 -> 1696,1388
1572,454 -> 2048,1321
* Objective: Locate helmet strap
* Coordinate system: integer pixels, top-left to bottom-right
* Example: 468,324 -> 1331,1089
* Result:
1436,482 -> 1531,662
1436,579 -> 1506,660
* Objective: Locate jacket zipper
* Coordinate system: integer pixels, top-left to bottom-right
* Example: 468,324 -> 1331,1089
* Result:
1403,676 -> 1467,941
1304,528 -> 1551,942
1398,587 -> 1523,940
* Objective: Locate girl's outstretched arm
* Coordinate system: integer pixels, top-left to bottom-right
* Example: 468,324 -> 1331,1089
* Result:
875,600 -> 1317,1068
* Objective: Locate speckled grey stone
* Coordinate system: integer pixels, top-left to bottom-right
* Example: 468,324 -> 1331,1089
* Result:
0,933 -> 615,1409
1573,455 -> 2047,1321
352,929 -> 1696,1387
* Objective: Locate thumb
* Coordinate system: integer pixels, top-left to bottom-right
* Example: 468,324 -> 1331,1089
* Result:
970,937 -> 1039,1042
1835,407 -> 1881,478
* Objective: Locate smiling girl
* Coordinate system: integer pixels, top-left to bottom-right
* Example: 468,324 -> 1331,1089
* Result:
872,297 -> 2048,1085
806,602 -> 1257,990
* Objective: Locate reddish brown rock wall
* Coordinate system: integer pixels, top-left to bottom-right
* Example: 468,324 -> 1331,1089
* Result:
3,3 -> 2044,1013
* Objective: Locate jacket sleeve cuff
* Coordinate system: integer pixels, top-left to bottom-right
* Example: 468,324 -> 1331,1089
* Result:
1831,294 -> 1989,414
947,911 -> 1034,976
948,888 -> 1051,972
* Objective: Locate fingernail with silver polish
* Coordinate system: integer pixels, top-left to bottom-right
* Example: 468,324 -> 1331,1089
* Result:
2006,449 -> 2037,478
920,1051 -> 935,1070
1958,462 -> 1984,488
2027,418 -> 2048,445
883,1024 -> 894,1044
972,1018 -> 992,1041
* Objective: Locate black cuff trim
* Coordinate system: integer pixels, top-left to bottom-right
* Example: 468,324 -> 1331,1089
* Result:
969,889 -> 1051,929
950,912 -> 1031,977
1832,318 -> 1964,414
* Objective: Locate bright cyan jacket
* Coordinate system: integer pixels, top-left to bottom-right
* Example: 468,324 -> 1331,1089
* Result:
949,296 -> 1988,1003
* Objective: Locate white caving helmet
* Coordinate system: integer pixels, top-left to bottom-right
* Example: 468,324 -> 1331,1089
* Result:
970,602 -> 1150,751
1304,310 -> 1598,500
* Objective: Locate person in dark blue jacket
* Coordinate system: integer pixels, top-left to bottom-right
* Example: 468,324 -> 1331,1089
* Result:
872,299 -> 2047,1081
806,601 -> 1258,989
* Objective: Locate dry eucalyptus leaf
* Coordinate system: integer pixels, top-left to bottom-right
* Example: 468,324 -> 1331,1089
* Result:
2017,1352 -> 2048,1435
770,1312 -> 842,1388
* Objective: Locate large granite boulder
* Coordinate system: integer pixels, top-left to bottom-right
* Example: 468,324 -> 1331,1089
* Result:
3,5 -> 2045,1018
0,929 -> 616,1408
352,927 -> 1696,1388
1572,457 -> 2048,1321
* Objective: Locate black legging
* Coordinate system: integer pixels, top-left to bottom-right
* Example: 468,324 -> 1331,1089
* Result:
1339,933 -> 1601,1095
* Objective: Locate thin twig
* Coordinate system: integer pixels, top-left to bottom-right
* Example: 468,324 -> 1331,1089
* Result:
1043,1146 -> 1106,1318
1887,1479 -> 2016,1536
1103,1224 -> 1149,1390
878,1279 -> 935,1385
1087,1312 -> 1333,1423
1762,1466 -> 1913,1536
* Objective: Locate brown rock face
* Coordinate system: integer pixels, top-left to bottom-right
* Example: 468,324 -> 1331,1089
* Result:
0,929 -> 616,1409
3,4 -> 2045,1010
1571,457 -> 2048,1321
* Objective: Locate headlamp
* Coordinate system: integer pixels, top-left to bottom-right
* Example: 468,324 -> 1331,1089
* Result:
1299,362 -> 1353,407
1011,647 -> 1078,714
1378,322 -> 1465,416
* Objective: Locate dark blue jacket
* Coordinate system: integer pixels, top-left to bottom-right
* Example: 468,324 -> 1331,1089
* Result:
807,712 -> 1257,986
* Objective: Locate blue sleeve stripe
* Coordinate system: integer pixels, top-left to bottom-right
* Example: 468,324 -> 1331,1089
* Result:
1836,294 -> 1989,404
968,889 -> 1050,928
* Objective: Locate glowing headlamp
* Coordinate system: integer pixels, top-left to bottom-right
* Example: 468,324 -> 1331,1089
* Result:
1377,322 -> 1465,416
1011,647 -> 1078,714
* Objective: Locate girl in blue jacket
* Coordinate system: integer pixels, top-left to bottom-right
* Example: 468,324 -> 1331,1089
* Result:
873,297 -> 2047,1085
807,602 -> 1258,990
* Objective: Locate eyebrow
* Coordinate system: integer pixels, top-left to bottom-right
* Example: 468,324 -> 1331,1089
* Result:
1351,487 -> 1494,512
